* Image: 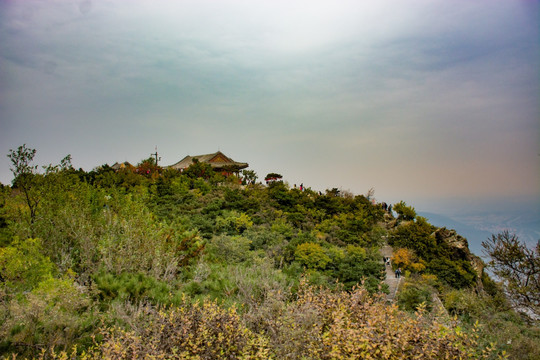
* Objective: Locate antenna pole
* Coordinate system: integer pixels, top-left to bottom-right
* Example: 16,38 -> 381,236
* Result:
151,146 -> 160,166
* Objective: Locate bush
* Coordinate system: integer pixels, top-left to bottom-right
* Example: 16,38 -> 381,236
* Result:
214,211 -> 253,235
267,281 -> 501,359
206,235 -> 253,263
93,272 -> 173,305
330,245 -> 385,292
1,146 -> 531,359
295,242 -> 331,269
0,238 -> 55,292
397,280 -> 433,312
442,288 -> 540,360
427,258 -> 476,289
0,278 -> 96,356
97,299 -> 270,359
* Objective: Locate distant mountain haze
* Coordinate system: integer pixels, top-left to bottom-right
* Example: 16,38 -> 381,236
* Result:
418,203 -> 539,258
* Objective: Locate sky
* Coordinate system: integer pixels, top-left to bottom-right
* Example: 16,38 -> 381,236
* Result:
1,0 -> 539,218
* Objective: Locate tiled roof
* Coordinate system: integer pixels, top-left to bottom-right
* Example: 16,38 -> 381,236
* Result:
169,151 -> 248,170
111,161 -> 133,170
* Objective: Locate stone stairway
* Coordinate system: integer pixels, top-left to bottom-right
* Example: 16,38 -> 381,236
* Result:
380,243 -> 401,301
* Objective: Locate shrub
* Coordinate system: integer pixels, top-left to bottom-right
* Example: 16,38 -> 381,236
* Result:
295,242 -> 331,269
442,288 -> 540,360
268,281 -> 501,359
206,235 -> 253,263
330,246 -> 384,292
215,211 -> 253,235
427,258 -> 476,289
0,238 -> 55,292
93,272 -> 172,305
181,263 -> 237,301
396,280 -> 433,312
97,299 -> 270,359
0,278 -> 96,356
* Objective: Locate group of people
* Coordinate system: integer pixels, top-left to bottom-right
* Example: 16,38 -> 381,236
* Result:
381,202 -> 393,213
383,256 -> 402,278
293,183 -> 305,191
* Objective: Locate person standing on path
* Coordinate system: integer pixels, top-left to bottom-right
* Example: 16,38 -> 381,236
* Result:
380,244 -> 401,301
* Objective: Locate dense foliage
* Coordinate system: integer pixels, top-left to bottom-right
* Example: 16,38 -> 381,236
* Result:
0,146 -> 537,359
388,212 -> 477,289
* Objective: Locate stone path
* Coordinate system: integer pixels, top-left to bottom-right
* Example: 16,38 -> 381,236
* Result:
380,243 -> 401,302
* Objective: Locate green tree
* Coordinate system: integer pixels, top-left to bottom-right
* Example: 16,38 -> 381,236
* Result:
388,216 -> 436,260
393,201 -> 416,221
264,173 -> 282,182
7,145 -> 39,225
183,159 -> 215,180
242,169 -> 258,184
268,181 -> 295,210
295,242 -> 331,269
330,245 -> 384,291
482,231 -> 540,318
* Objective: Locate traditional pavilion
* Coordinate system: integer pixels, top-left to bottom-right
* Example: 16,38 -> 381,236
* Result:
169,151 -> 248,176
111,161 -> 134,171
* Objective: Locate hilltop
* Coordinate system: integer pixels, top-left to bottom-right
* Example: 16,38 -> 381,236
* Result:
0,148 -> 538,359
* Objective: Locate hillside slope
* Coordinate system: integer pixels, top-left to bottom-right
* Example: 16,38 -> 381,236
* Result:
0,156 -> 537,359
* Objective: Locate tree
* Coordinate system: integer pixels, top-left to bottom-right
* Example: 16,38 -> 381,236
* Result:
482,231 -> 540,318
7,145 -> 40,224
295,242 -> 331,269
388,217 -> 436,260
393,201 -> 416,221
392,248 -> 426,273
136,156 -> 161,179
183,159 -> 215,180
264,173 -> 282,182
242,169 -> 258,185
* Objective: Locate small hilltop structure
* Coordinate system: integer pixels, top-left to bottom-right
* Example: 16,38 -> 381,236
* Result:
110,161 -> 134,171
169,151 -> 248,177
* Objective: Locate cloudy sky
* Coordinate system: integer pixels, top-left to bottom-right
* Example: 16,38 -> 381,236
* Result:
1,0 -> 538,215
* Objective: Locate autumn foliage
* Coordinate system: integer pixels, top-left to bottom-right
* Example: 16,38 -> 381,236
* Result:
11,283 -> 502,360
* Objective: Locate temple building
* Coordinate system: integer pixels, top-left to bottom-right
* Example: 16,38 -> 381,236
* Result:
169,151 -> 248,176
111,161 -> 134,171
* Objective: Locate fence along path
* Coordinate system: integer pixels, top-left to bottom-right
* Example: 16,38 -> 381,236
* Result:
380,242 -> 401,301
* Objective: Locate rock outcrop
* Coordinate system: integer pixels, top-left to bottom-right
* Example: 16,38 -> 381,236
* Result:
432,227 -> 485,292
